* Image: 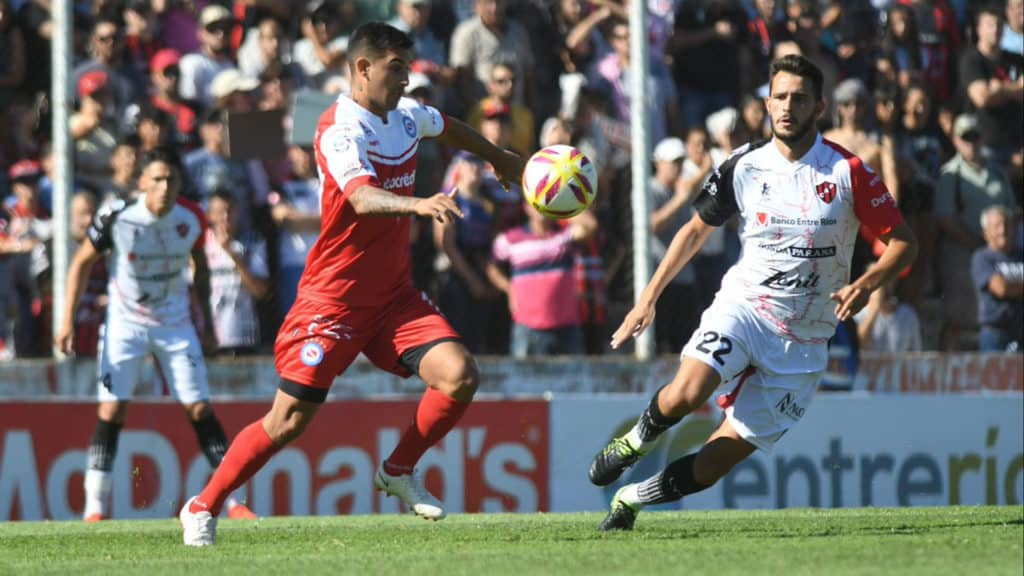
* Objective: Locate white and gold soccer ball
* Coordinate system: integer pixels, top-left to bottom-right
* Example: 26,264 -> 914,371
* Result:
521,145 -> 598,219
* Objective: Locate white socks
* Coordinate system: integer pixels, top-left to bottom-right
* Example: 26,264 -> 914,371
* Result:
83,469 -> 111,519
624,425 -> 654,455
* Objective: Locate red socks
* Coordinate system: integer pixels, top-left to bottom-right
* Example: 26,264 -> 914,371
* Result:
384,388 -> 469,475
191,420 -> 279,515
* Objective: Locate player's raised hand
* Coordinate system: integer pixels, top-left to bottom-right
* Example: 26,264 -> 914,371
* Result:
610,301 -> 656,350
415,190 -> 464,224
55,322 -> 75,357
492,149 -> 526,191
830,283 -> 870,322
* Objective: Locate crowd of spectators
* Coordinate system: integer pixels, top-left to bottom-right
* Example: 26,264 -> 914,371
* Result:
0,0 -> 1020,362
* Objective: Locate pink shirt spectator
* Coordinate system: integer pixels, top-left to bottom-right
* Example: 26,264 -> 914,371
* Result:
492,226 -> 580,330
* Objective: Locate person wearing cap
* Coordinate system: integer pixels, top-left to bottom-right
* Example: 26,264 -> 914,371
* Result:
935,113 -> 1017,350
71,69 -> 118,179
150,48 -> 198,147
209,68 -> 259,113
648,136 -> 700,353
0,158 -> 52,357
468,62 -> 534,157
179,4 -> 236,110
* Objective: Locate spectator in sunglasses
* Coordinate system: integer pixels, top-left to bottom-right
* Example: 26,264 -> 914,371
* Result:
150,48 -> 199,149
934,114 -> 1017,350
73,17 -> 136,132
179,4 -> 237,110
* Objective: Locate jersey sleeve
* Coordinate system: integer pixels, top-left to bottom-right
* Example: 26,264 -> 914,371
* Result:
692,149 -> 743,227
410,100 -> 447,139
87,200 -> 126,252
850,155 -> 903,237
318,123 -> 380,199
176,197 -> 208,252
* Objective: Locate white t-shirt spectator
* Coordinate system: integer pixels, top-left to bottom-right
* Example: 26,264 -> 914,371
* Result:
855,304 -> 923,352
178,54 -> 233,109
204,229 -> 268,349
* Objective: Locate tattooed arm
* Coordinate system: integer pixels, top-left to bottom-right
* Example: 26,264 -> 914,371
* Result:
349,185 -> 464,224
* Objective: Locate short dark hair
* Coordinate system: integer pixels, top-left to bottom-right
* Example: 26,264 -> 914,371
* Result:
769,54 -> 824,101
347,22 -> 414,73
209,188 -> 234,206
139,147 -> 180,171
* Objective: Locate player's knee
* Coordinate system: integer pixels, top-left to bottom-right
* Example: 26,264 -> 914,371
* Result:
183,401 -> 212,422
432,355 -> 478,402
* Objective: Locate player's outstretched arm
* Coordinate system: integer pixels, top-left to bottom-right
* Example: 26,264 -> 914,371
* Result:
611,213 -> 716,349
55,241 -> 104,356
349,184 -> 464,224
435,116 -> 525,188
830,221 -> 918,322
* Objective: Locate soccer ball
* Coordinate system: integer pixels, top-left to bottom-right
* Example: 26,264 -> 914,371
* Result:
521,145 -> 597,219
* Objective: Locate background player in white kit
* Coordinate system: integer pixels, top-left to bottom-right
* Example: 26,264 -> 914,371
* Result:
588,55 -> 918,530
55,150 -> 255,521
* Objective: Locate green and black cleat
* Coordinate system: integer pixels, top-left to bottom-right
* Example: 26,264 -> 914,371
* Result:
588,436 -> 645,486
598,486 -> 639,531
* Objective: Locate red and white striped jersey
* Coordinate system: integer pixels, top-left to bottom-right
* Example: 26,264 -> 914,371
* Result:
693,135 -> 904,343
303,95 -> 446,307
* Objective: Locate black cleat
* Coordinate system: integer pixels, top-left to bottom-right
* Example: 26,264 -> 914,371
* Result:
589,436 -> 645,486
598,486 -> 639,531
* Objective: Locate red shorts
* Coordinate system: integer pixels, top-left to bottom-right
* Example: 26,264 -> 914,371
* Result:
274,287 -> 460,391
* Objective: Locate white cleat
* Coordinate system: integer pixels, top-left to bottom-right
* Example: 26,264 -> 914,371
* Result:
375,465 -> 447,520
180,496 -> 218,547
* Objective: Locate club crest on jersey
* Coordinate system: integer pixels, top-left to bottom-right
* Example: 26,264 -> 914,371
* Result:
756,212 -> 767,226
402,115 -> 417,138
300,342 -> 325,367
176,222 -> 189,237
815,181 -> 837,204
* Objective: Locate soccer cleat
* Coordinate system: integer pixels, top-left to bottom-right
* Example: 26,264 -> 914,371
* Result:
83,513 -> 105,523
598,485 -> 640,531
180,496 -> 218,547
374,465 -> 446,520
588,436 -> 646,486
226,503 -> 257,520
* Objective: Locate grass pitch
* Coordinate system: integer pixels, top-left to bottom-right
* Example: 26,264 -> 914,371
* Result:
1,506 -> 1021,576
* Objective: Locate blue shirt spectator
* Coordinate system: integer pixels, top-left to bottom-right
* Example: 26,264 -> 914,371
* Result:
971,205 -> 1024,351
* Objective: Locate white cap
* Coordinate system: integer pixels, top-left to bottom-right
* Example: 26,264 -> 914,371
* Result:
706,107 -> 738,138
653,137 -> 685,162
210,69 -> 260,100
405,72 -> 432,94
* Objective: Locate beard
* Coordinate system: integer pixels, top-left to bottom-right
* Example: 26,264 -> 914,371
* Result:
771,113 -> 817,145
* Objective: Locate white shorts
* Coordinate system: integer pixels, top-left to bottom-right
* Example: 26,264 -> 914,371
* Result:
96,320 -> 210,404
681,298 -> 828,451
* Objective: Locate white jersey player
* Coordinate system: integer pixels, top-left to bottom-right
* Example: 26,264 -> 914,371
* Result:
56,150 -> 256,522
588,55 -> 918,531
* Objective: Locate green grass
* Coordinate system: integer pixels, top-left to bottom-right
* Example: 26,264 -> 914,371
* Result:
1,507 -> 1021,576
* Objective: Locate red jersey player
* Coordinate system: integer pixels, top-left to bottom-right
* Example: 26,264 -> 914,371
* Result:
180,22 -> 525,546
